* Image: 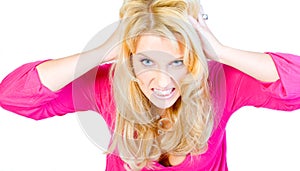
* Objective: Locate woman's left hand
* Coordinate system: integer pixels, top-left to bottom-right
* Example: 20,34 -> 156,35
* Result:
189,12 -> 280,82
188,12 -> 225,62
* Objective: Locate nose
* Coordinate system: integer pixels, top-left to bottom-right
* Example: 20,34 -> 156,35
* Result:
155,71 -> 171,88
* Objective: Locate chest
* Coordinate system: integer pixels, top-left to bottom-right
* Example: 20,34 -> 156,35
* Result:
158,153 -> 187,167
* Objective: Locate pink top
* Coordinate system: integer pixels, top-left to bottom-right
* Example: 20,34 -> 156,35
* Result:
1,52 -> 300,171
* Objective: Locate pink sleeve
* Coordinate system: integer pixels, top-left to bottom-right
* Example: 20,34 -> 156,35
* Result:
0,60 -> 111,120
224,52 -> 300,116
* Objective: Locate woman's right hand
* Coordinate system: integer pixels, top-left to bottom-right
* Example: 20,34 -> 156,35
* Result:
96,21 -> 122,64
188,13 -> 225,62
36,22 -> 122,92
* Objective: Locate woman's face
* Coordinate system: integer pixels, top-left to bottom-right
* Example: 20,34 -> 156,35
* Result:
132,35 -> 188,109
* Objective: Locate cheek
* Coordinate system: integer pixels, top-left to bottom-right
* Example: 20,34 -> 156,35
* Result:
136,72 -> 154,95
136,72 -> 152,85
169,69 -> 188,86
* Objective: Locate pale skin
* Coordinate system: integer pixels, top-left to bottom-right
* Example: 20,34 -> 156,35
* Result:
36,23 -> 122,92
188,13 -> 279,82
36,13 -> 279,167
37,15 -> 279,92
132,35 -> 188,110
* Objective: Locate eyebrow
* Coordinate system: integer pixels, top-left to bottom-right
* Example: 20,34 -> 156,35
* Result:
135,52 -> 184,59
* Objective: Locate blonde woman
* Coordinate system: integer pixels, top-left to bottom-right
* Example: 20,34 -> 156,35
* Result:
1,0 -> 300,170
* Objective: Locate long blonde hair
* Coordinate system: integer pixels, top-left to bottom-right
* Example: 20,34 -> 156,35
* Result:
108,0 -> 214,169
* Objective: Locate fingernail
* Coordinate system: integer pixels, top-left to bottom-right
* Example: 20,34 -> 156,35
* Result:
188,16 -> 195,22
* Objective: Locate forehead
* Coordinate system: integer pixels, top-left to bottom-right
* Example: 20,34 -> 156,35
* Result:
135,35 -> 184,57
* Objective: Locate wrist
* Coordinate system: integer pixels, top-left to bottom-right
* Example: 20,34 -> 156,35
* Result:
213,44 -> 228,64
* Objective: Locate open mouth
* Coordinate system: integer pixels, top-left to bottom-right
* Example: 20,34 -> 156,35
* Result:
151,88 -> 176,99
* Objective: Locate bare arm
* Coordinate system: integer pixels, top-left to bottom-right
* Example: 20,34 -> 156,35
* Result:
218,46 -> 279,82
36,23 -> 121,92
189,14 -> 279,82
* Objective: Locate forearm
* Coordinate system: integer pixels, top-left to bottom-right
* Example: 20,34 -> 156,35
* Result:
188,15 -> 280,82
36,48 -> 103,92
36,24 -> 121,92
218,46 -> 280,82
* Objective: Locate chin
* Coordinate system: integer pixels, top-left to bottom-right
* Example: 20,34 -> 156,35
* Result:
151,97 -> 179,109
146,90 -> 181,109
153,103 -> 174,109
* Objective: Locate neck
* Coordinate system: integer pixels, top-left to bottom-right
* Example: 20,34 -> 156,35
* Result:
151,105 -> 167,117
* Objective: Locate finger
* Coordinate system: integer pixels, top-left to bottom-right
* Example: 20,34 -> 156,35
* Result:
198,4 -> 208,23
197,12 -> 207,26
188,15 -> 198,26
188,15 -> 203,33
124,164 -> 132,171
200,4 -> 205,14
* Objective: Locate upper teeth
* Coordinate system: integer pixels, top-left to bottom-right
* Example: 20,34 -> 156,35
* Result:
153,88 -> 172,96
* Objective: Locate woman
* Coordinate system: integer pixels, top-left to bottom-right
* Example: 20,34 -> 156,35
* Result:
1,0 -> 300,170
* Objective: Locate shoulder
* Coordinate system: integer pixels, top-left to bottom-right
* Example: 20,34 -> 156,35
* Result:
96,62 -> 113,77
94,63 -> 116,127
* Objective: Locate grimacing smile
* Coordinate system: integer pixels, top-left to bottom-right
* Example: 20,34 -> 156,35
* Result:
151,87 -> 176,99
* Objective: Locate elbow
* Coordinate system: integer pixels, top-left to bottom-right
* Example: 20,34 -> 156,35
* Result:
0,103 -> 55,121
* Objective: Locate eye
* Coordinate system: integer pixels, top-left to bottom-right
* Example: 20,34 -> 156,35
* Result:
170,60 -> 184,67
140,58 -> 154,66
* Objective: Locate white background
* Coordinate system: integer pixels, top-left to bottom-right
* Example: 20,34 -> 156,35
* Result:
1,0 -> 300,170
